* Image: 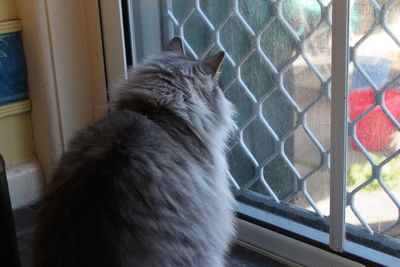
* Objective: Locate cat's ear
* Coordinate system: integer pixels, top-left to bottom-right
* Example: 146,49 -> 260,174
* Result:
165,37 -> 185,55
201,52 -> 225,77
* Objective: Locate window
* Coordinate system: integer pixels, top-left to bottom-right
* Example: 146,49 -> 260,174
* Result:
101,0 -> 400,265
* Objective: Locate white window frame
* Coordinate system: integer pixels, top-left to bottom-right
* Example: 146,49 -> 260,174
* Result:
10,0 -> 108,208
100,0 -> 400,266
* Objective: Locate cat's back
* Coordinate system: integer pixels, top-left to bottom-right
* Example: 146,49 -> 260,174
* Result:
34,110 -> 221,267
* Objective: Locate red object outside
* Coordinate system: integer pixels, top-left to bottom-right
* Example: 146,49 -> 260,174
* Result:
349,89 -> 400,151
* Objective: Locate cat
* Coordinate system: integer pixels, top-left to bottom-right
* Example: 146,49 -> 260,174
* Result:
33,37 -> 237,267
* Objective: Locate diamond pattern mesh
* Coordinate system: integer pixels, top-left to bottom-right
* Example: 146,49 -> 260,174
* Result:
165,0 -> 400,239
346,0 -> 400,237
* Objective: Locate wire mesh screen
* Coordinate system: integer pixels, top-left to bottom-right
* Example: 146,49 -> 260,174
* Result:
164,0 -> 400,242
346,0 -> 400,239
165,0 -> 332,223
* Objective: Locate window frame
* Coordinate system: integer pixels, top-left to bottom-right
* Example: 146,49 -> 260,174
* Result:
2,0 -> 109,211
14,0 -> 107,192
100,0 -> 400,265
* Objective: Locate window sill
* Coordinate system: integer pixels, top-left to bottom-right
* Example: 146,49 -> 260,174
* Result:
13,204 -> 288,267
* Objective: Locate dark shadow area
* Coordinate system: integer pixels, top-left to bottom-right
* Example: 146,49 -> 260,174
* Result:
13,203 -> 286,267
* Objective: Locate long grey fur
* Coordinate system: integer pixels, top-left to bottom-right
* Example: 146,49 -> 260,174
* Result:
33,37 -> 236,267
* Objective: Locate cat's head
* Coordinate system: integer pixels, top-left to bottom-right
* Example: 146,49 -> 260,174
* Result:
115,37 -> 236,143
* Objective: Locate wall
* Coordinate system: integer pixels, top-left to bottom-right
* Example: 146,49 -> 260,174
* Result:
4,0 -> 108,208
0,0 -> 35,167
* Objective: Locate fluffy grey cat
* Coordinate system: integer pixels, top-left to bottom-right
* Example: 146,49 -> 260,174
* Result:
33,37 -> 236,267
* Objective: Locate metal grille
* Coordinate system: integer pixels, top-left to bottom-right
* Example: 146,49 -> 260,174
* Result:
347,0 -> 400,237
165,0 -> 400,239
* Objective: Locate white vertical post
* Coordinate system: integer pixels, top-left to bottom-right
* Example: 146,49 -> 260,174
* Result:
99,0 -> 128,89
127,0 -> 138,67
330,0 -> 350,252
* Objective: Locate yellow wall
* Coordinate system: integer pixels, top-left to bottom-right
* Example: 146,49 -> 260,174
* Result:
0,0 -> 17,21
0,0 -> 35,166
0,103 -> 35,165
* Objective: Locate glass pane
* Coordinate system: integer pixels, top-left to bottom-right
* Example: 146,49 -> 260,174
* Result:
164,0 -> 332,234
127,0 -> 400,259
347,0 -> 400,256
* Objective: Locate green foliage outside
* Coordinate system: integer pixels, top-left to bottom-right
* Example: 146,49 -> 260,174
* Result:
347,153 -> 400,192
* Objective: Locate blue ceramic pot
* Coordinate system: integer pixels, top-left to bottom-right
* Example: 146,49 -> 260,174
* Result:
0,20 -> 28,105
